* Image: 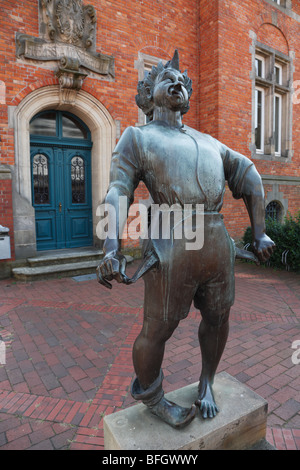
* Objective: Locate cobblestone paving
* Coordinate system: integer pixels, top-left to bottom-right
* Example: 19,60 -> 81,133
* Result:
0,261 -> 299,450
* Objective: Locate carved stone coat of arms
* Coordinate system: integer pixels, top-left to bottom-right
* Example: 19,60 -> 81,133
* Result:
42,0 -> 97,50
16,0 -> 114,100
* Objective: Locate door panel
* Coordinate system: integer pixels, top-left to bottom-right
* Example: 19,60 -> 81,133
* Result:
31,146 -> 92,250
35,216 -> 55,241
64,149 -> 92,248
31,148 -> 58,250
54,148 -> 65,249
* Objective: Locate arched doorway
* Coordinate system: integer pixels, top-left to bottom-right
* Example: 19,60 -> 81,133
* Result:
13,86 -> 116,258
30,110 -> 93,250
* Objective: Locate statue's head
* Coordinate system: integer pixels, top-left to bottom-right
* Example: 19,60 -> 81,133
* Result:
136,50 -> 192,121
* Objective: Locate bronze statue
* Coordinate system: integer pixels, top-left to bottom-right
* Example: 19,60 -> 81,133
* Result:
97,50 -> 275,429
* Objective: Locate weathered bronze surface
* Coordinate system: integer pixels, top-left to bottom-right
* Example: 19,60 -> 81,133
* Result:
97,50 -> 275,429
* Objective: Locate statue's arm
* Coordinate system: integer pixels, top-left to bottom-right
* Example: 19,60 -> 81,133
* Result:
102,186 -> 130,256
218,141 -> 275,262
97,127 -> 141,288
241,165 -> 275,262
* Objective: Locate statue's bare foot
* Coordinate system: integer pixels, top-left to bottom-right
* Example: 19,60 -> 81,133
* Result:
149,397 -> 196,429
195,382 -> 219,419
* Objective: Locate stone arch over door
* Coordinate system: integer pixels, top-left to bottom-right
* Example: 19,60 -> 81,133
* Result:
13,86 -> 116,258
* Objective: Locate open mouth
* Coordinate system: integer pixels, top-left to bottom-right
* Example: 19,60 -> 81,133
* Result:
168,86 -> 183,99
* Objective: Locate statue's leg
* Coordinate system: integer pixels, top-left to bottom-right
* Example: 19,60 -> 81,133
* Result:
130,238 -> 198,428
192,214 -> 235,419
131,316 -> 196,429
132,316 -> 178,389
195,307 -> 230,418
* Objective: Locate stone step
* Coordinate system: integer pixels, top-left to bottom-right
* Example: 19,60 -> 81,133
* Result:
12,253 -> 134,282
12,259 -> 101,281
27,248 -> 103,266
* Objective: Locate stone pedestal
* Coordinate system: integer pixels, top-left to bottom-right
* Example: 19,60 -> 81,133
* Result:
103,372 -> 268,451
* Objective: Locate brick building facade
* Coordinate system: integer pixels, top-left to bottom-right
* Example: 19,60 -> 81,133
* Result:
0,0 -> 299,276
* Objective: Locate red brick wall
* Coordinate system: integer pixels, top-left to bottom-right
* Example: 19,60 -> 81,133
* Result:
0,0 -> 200,256
276,184 -> 300,217
292,2 -> 300,16
0,0 -> 200,162
1,0 -> 200,129
199,0 -> 219,137
199,0 -> 300,239
0,0 -> 299,256
257,23 -> 289,55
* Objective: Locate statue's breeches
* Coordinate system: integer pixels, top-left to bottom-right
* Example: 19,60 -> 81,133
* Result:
142,213 -> 236,322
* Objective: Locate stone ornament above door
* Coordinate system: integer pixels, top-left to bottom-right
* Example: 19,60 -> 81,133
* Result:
16,0 -> 114,102
44,0 -> 97,49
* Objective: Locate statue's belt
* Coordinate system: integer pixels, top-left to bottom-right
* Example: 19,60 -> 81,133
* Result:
125,247 -> 259,285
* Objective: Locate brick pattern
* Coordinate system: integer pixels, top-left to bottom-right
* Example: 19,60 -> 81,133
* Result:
257,23 -> 289,55
292,2 -> 300,16
0,0 -> 199,257
199,0 -> 300,238
0,261 -> 299,450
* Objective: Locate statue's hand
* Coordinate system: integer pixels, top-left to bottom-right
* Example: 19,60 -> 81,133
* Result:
252,234 -> 276,263
96,252 -> 129,289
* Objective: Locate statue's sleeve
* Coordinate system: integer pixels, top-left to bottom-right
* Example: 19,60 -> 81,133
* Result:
218,142 -> 254,200
108,127 -> 141,205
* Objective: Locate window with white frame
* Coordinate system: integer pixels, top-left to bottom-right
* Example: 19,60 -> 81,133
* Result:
254,55 -> 265,153
270,0 -> 292,9
254,47 -> 292,158
274,63 -> 282,84
255,87 -> 265,153
274,93 -> 282,155
255,56 -> 265,78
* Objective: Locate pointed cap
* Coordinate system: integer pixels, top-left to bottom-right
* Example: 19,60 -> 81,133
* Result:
167,49 -> 180,71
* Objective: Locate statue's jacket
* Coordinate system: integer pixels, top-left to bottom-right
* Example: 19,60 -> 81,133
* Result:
108,120 -> 254,267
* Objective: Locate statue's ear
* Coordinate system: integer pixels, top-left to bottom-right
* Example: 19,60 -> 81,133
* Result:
183,70 -> 192,98
135,81 -> 154,117
145,86 -> 152,100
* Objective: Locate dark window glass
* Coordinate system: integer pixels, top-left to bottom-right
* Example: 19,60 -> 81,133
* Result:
62,114 -> 88,139
255,58 -> 263,77
71,156 -> 86,203
274,95 -> 281,154
255,89 -> 263,151
275,66 -> 281,84
32,154 -> 50,204
266,201 -> 282,221
30,112 -> 57,136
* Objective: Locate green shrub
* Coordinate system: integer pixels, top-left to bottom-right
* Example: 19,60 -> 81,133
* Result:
242,211 -> 300,272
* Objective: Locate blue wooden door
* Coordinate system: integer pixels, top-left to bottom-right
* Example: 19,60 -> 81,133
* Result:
31,146 -> 56,250
64,148 -> 93,249
30,111 -> 93,251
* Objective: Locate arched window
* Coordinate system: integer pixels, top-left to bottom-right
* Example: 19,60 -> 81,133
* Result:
30,111 -> 90,140
30,111 -> 57,137
265,201 -> 282,222
71,156 -> 86,204
32,154 -> 49,205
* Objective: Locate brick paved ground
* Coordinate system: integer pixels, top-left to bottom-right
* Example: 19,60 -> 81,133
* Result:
0,260 -> 299,450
